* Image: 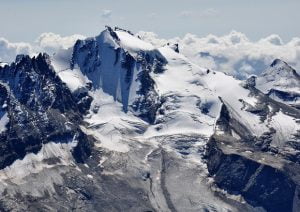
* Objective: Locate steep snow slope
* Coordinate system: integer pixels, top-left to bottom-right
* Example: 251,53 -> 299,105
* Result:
68,27 -> 167,123
55,26 -> 299,165
0,140 -> 78,196
0,27 -> 299,212
50,28 -> 261,211
116,30 -> 155,55
51,27 -> 300,211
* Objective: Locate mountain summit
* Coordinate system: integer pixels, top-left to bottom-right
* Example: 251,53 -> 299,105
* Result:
255,58 -> 300,108
0,27 -> 299,212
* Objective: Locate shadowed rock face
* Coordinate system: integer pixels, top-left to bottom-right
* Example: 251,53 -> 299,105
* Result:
206,137 -> 298,212
71,28 -> 167,123
0,28 -> 300,212
206,91 -> 300,212
48,30 -> 300,211
0,53 -> 93,169
267,89 -> 300,108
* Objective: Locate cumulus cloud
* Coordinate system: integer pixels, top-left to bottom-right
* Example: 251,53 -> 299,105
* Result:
0,33 -> 85,63
137,31 -> 300,79
137,31 -> 168,47
180,32 -> 300,78
1,30 -> 300,80
101,9 -> 112,19
0,38 -> 32,62
259,34 -> 283,46
36,32 -> 85,54
288,37 -> 300,47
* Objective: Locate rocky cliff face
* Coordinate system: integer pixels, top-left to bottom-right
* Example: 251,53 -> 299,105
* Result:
71,26 -> 167,123
0,53 -> 93,169
0,27 -> 299,212
206,136 -> 299,212
205,90 -> 300,212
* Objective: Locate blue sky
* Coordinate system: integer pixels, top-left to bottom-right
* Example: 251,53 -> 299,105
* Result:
0,0 -> 299,42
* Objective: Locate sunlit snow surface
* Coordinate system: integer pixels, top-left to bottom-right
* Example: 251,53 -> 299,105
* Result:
255,59 -> 300,109
0,139 -> 78,197
52,27 -> 298,165
2,28 -> 298,211
115,30 -> 154,56
83,89 -> 146,153
256,59 -> 300,94
0,113 -> 9,133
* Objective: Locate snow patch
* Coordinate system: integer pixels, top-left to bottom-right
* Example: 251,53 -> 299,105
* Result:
116,30 -> 154,56
0,139 -> 78,184
58,68 -> 90,92
83,89 -> 146,153
0,112 -> 9,133
270,111 -> 300,147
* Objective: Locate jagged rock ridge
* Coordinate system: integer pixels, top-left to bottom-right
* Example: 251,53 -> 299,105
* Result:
0,27 -> 299,212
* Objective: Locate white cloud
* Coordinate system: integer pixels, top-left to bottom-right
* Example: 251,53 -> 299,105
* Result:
137,30 -> 300,79
0,33 -> 85,63
137,31 -> 168,47
0,38 -> 32,62
225,31 -> 249,44
259,34 -> 283,46
288,37 -> 300,47
36,32 -> 85,54
1,30 -> 300,80
101,9 -> 112,19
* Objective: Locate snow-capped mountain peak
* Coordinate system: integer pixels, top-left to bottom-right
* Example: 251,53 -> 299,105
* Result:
255,58 -> 300,108
270,58 -> 286,67
96,26 -> 155,57
268,58 -> 299,77
0,27 -> 300,212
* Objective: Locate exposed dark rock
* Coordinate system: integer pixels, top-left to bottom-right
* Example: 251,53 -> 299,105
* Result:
270,58 -> 283,67
216,99 -> 254,141
0,53 -> 93,169
71,31 -> 167,123
72,132 -> 94,163
268,89 -> 300,104
206,136 -> 299,212
244,75 -> 257,88
167,43 -> 179,53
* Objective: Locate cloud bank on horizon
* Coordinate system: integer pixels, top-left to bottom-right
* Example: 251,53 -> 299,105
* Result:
0,33 -> 85,63
1,30 -> 299,79
138,31 -> 300,79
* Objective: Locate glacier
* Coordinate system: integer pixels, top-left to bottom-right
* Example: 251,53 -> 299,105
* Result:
0,26 -> 298,212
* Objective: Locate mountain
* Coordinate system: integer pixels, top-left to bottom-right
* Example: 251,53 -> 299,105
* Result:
255,59 -> 300,109
0,26 -> 299,212
0,53 -> 92,168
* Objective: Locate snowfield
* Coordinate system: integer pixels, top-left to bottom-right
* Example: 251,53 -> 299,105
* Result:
0,27 -> 299,212
51,26 -> 299,160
